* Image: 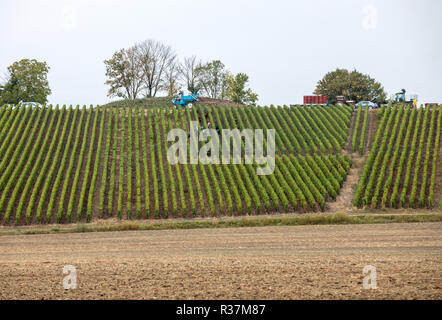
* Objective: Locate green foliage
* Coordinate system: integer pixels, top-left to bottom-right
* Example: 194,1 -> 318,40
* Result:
0,104 -> 359,224
57,106 -> 85,223
171,108 -> 187,216
76,106 -> 99,222
409,107 -> 430,207
66,106 -> 92,223
140,106 -> 150,216
0,107 -> 41,223
353,106 -> 391,206
389,107 -> 416,207
359,106 -> 369,155
428,108 -> 441,207
14,106 -> 53,223
0,59 -> 51,105
226,73 -> 258,105
354,105 -> 440,209
155,109 -> 168,216
399,107 -> 423,207
99,107 -> 113,217
133,106 -> 143,218
0,106 -> 35,192
108,108 -> 118,215
177,107 -> 198,216
37,106 -> 70,223
190,106 -> 214,216
370,107 -> 403,208
418,108 -> 436,208
196,60 -> 229,99
161,108 -> 176,216
28,106 -> 65,223
47,106 -> 78,222
352,106 -> 362,152
87,107 -> 106,221
117,108 -> 125,218
126,107 -> 133,218
104,48 -> 143,100
314,68 -> 386,104
147,108 -> 159,217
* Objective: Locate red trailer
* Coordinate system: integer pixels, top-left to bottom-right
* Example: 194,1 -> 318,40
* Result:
303,95 -> 328,105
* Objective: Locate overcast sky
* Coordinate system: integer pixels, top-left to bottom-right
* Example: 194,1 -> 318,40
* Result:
1,0 -> 441,106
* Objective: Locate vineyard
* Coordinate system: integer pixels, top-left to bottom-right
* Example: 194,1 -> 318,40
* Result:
353,105 -> 442,209
0,104 -> 354,225
0,102 -> 440,226
350,106 -> 370,155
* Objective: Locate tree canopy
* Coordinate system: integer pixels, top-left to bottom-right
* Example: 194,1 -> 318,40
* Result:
195,60 -> 229,99
314,68 -> 386,104
104,39 -> 258,105
104,47 -> 145,100
0,59 -> 51,105
226,73 -> 258,105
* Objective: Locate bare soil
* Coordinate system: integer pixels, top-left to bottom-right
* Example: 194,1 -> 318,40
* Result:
328,153 -> 365,212
329,109 -> 378,212
0,222 -> 440,300
197,97 -> 243,108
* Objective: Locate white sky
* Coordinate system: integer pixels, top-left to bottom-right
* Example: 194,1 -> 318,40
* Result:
1,0 -> 441,106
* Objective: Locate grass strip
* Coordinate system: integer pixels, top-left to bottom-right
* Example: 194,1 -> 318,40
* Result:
1,212 -> 441,236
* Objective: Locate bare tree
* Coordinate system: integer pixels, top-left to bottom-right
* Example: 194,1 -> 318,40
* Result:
164,61 -> 181,97
104,46 -> 144,100
135,39 -> 176,97
104,41 -> 251,103
179,56 -> 202,94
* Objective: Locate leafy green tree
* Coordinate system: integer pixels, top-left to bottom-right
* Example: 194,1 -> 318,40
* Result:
0,59 -> 51,105
196,60 -> 229,99
226,73 -> 258,105
314,68 -> 386,104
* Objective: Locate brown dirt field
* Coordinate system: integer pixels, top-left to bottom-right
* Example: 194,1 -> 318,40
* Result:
0,222 -> 440,300
198,97 -> 243,108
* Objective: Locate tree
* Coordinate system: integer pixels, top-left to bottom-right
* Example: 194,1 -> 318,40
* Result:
0,59 -> 51,105
163,61 -> 181,97
103,41 -> 259,102
196,60 -> 229,99
226,73 -> 258,105
104,47 -> 145,100
178,56 -> 202,94
314,68 -> 387,104
135,39 -> 177,97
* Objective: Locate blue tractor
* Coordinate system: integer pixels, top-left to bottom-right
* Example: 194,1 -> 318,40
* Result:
172,91 -> 199,108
